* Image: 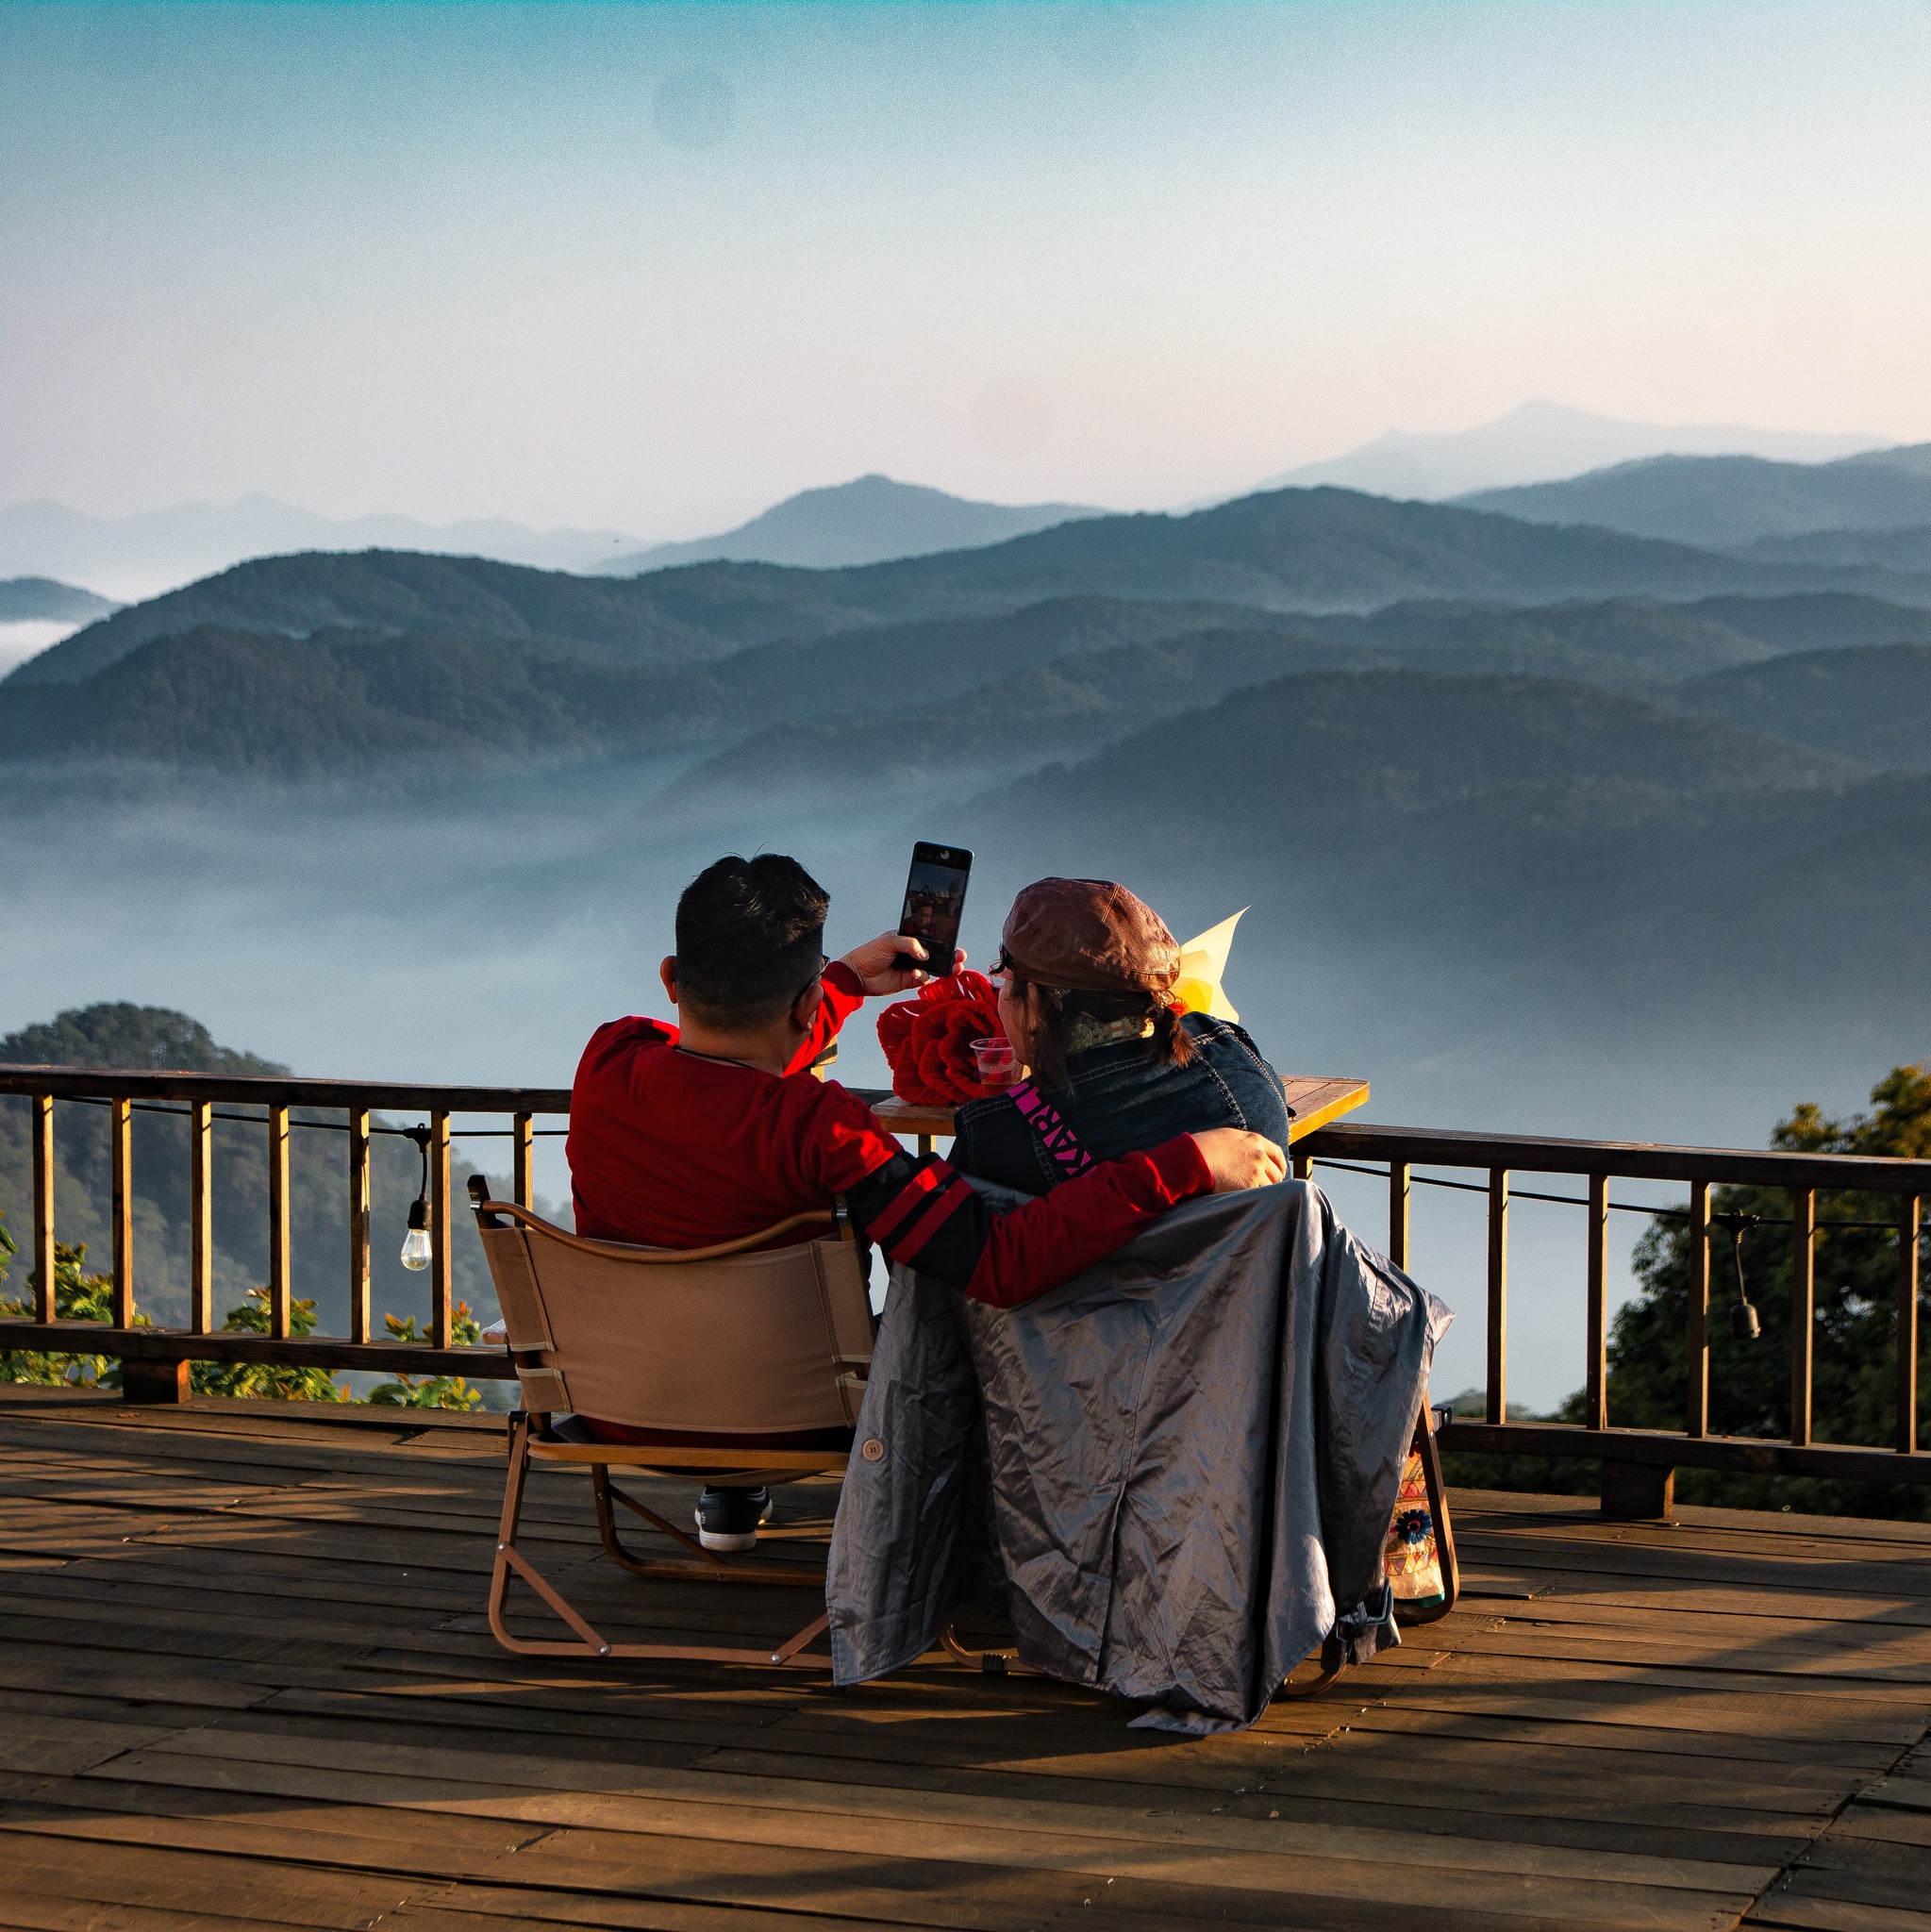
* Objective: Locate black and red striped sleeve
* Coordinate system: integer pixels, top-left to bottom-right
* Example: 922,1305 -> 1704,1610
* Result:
845,1137 -> 1213,1310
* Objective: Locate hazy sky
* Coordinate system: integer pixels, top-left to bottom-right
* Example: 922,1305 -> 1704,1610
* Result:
4,1 -> 1929,538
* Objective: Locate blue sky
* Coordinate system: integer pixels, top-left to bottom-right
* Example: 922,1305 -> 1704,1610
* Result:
3,2 -> 1928,536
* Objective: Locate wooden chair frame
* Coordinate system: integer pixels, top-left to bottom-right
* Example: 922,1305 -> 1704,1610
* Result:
487,1412 -> 841,1667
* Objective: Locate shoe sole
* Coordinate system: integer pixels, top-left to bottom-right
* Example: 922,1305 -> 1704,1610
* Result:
695,1527 -> 759,1554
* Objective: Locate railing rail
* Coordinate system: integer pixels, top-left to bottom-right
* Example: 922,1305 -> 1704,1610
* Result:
0,1062 -> 569,1392
5,1064 -> 1927,1519
1299,1119 -> 1930,1516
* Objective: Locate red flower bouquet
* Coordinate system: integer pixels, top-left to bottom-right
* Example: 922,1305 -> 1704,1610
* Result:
875,971 -> 1005,1105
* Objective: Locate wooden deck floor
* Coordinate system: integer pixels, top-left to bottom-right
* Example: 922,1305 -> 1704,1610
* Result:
2,1390 -> 1929,1932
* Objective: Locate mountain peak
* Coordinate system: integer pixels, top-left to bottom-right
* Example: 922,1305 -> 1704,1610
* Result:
601,474 -> 1105,575
1258,403 -> 1892,503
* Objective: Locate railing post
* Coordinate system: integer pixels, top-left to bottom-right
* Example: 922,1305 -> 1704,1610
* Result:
189,1100 -> 212,1335
430,1108 -> 452,1347
1388,1160 -> 1409,1271
1900,1193 -> 1922,1456
1790,1188 -> 1815,1448
348,1108 -> 371,1345
267,1103 -> 291,1340
513,1111 -> 535,1209
31,1093 -> 55,1322
1585,1174 -> 1608,1432
1486,1168 -> 1507,1424
110,1095 -> 134,1327
1687,1180 -> 1710,1439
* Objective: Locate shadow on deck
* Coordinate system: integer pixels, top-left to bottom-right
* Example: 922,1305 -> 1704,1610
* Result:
2,1386 -> 1929,1932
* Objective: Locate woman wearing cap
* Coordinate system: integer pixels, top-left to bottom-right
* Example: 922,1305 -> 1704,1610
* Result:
954,878 -> 1293,1193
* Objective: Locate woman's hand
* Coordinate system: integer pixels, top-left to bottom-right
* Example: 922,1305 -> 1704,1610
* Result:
1191,1127 -> 1288,1193
840,932 -> 966,996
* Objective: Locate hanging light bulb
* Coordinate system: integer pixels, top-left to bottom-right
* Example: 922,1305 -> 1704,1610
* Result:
400,1124 -> 433,1270
400,1197 -> 433,1271
1714,1210 -> 1763,1342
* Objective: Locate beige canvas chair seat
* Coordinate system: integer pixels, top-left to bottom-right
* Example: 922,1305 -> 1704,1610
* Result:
470,1178 -> 874,1670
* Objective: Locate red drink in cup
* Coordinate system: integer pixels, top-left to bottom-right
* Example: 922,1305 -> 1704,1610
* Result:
972,1037 -> 1019,1090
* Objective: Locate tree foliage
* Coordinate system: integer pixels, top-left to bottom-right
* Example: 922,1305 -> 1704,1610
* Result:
1447,1065 -> 1931,1517
0,1212 -> 485,1410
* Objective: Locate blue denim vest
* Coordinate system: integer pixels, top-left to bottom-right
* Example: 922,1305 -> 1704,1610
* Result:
951,1014 -> 1293,1193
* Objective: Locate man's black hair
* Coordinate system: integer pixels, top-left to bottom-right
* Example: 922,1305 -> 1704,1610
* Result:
674,854 -> 829,1024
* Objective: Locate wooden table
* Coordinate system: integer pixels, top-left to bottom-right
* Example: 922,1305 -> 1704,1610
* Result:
872,1074 -> 1369,1158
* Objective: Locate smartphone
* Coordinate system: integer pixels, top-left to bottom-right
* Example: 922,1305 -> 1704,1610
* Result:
897,841 -> 973,977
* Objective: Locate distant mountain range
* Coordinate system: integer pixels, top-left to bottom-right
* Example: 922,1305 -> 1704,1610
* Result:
16,483 -> 1930,700
8,464 -> 1931,1041
0,495 -> 644,603
1458,446 -> 1931,549
601,474 -> 1102,574
1259,400 -> 1890,502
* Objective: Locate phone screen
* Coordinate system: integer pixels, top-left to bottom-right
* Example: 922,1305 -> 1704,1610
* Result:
898,841 -> 973,977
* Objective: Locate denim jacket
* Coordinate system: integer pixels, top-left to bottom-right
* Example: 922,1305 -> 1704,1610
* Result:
952,1014 -> 1293,1193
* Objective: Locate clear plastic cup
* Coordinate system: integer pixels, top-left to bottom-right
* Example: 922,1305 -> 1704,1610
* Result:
972,1037 -> 1019,1089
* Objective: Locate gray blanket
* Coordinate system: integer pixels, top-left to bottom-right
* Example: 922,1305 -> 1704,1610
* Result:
825,1178 -> 1451,1734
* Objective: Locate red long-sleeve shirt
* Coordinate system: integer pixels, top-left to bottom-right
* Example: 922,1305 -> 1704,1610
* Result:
568,960 -> 1212,1308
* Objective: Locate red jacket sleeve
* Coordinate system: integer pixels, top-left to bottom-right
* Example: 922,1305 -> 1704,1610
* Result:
848,1135 -> 1214,1308
784,959 -> 867,1076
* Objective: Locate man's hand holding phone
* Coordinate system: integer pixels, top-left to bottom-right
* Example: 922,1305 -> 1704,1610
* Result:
840,932 -> 966,996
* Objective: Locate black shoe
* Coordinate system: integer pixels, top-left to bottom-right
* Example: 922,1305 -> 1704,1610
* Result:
694,1485 -> 770,1554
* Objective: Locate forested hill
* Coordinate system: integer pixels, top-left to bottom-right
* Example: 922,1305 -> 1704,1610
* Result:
1459,446 -> 1931,548
957,667 -> 1931,1012
0,627 -> 749,774
15,483 -> 1930,692
3,550 -> 890,688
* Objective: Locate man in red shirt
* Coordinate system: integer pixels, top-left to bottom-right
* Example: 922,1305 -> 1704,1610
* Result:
569,854 -> 1285,1550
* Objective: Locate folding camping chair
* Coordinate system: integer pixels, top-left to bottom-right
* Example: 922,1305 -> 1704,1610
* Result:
467,1176 -> 873,1671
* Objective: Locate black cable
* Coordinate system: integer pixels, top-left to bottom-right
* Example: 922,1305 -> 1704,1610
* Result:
1307,1158 -> 1923,1233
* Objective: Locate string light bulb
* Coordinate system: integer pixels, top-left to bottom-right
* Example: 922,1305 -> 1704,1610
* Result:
401,1124 -> 433,1271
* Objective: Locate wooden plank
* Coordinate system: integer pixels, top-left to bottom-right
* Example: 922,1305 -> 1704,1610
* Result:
348,1109 -> 371,1346
1389,1158 -> 1409,1270
111,1096 -> 134,1327
513,1112 -> 535,1210
0,1326 -> 518,1380
98,1728 -> 1782,1895
1748,1896 -> 1931,1931
189,1100 -> 212,1336
0,1892 -> 302,1932
1899,1193 -> 1921,1457
431,1108 -> 452,1349
381,1894 -> 917,1932
0,1825 -> 425,1928
1587,1173 -> 1608,1430
1689,1177 -> 1710,1438
0,1711 -> 174,1775
1488,1167 -> 1508,1424
267,1103 -> 291,1341
81,1748 -> 1765,1930
0,1067 -> 572,1114
30,1092 -> 55,1324
1792,1187 -> 1816,1448
1301,1119 -> 1931,1195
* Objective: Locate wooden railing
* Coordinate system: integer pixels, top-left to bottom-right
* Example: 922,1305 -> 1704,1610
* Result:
1295,1121 -> 1930,1515
0,1065 -> 567,1399
4,1065 -> 1927,1519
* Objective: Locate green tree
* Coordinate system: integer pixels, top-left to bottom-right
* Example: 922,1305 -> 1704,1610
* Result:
365,1301 -> 488,1411
0,1222 -> 148,1389
1448,1064 -> 1931,1518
